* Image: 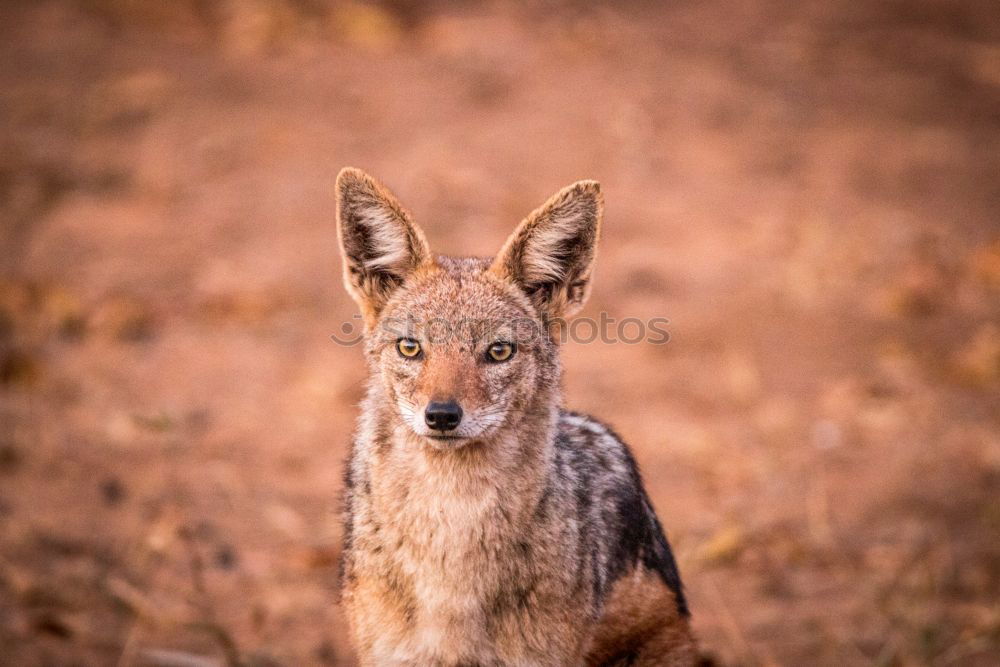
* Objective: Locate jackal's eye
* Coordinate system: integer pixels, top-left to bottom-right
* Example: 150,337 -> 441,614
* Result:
486,341 -> 516,363
396,338 -> 422,359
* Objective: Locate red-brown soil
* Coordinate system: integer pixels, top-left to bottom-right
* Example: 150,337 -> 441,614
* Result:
1,1 -> 998,664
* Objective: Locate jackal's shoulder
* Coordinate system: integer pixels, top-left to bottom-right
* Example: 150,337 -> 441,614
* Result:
553,409 -> 689,617
554,409 -> 639,483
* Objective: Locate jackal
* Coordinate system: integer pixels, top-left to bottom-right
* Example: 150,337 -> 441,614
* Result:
335,167 -> 696,666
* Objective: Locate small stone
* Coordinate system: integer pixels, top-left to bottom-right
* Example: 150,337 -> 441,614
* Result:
100,477 -> 126,506
31,612 -> 73,639
315,641 -> 337,664
214,543 -> 239,570
0,443 -> 23,473
0,349 -> 40,387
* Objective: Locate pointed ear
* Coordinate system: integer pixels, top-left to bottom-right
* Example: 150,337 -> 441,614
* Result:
336,167 -> 432,324
491,181 -> 603,319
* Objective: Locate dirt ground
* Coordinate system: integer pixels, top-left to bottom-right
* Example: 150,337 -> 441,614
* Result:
1,0 -> 998,664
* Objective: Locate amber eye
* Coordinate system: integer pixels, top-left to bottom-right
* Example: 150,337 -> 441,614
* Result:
396,338 -> 422,359
486,341 -> 516,363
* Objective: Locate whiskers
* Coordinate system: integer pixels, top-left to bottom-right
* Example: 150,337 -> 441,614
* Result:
395,393 -> 556,441
463,404 -> 509,435
396,397 -> 420,426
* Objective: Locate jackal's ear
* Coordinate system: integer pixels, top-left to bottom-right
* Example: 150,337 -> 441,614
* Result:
336,167 -> 432,324
491,181 -> 602,319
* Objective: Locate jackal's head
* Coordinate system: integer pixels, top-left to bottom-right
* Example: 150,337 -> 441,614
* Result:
336,168 -> 602,449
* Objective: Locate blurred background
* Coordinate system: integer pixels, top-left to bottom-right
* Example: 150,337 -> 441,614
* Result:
1,0 -> 998,664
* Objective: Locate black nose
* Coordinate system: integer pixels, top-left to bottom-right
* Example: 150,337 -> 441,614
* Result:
425,400 -> 463,432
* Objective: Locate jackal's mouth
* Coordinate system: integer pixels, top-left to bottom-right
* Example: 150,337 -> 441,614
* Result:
422,433 -> 476,449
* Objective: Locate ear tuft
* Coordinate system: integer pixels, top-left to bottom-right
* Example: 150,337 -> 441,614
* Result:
491,180 -> 603,319
335,168 -> 431,323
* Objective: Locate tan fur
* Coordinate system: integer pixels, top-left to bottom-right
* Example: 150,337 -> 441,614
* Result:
491,180 -> 603,320
585,569 -> 698,666
335,168 -> 697,666
335,167 -> 432,327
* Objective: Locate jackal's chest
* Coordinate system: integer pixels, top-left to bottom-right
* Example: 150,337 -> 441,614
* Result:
380,576 -> 498,666
348,502 -> 514,665
345,446 -> 569,664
